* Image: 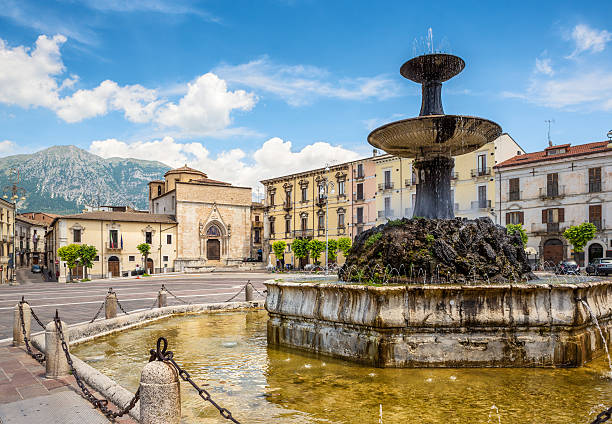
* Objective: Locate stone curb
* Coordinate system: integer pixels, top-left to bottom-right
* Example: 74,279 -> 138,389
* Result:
31,300 -> 264,422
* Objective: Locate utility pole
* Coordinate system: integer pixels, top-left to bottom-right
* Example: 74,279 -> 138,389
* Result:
3,168 -> 26,284
545,119 -> 555,147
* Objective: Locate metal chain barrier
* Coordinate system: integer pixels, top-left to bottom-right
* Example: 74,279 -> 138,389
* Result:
247,281 -> 266,298
18,301 -> 45,364
89,301 -> 105,323
224,285 -> 245,302
162,284 -> 190,305
150,337 -> 241,423
592,406 -> 612,424
54,310 -> 140,420
20,298 -> 46,330
148,297 -> 159,310
116,298 -> 130,315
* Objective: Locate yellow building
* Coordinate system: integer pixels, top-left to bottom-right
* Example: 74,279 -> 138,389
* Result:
0,198 -> 15,284
46,211 -> 178,282
373,134 -> 524,223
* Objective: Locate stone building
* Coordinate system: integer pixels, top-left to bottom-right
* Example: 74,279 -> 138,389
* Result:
148,165 -> 255,271
260,156 -> 378,268
373,133 -> 525,223
0,198 -> 15,283
15,215 -> 46,267
495,140 -> 612,265
46,211 -> 177,282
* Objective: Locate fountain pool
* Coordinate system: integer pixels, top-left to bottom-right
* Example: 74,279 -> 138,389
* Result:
72,310 -> 611,423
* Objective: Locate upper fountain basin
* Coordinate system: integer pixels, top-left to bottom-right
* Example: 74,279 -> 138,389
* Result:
400,53 -> 465,83
368,114 -> 502,158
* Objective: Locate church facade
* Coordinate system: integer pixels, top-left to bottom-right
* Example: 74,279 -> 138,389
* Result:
148,166 -> 257,271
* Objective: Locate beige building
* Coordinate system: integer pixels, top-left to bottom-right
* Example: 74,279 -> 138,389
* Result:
149,166 -> 255,270
15,215 -> 46,267
46,212 -> 177,282
0,199 -> 15,283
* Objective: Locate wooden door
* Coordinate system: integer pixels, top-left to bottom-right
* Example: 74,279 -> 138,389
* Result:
147,258 -> 154,274
543,239 -> 563,265
108,259 -> 120,277
207,239 -> 221,260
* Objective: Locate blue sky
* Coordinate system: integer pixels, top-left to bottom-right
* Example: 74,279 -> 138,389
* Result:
1,0 -> 611,190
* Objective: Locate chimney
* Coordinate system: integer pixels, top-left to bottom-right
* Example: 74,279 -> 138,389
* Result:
373,149 -> 378,157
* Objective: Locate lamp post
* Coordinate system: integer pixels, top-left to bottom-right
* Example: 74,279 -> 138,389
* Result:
3,168 -> 26,284
319,167 -> 335,275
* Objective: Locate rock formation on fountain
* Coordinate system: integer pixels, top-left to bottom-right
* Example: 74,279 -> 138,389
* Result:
341,217 -> 535,284
342,52 -> 533,283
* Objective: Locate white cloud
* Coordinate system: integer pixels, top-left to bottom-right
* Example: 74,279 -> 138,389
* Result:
78,0 -> 220,23
534,57 -> 553,75
567,24 -> 612,58
215,57 -> 401,106
0,35 -> 257,135
89,137 -> 361,192
0,140 -> 17,155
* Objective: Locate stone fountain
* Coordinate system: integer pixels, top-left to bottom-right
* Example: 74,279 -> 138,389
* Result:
265,53 -> 612,368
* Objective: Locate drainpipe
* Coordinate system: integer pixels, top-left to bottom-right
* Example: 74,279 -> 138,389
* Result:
497,169 -> 502,226
100,221 -> 104,279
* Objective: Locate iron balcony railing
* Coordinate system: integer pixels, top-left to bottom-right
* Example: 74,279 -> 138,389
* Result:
590,219 -> 603,231
471,167 -> 491,178
355,194 -> 365,201
378,182 -> 394,191
589,181 -> 602,193
508,190 -> 523,201
405,178 -> 416,187
354,170 -> 365,179
539,185 -> 565,199
293,229 -> 314,238
471,200 -> 491,210
106,242 -> 122,251
530,222 -> 572,234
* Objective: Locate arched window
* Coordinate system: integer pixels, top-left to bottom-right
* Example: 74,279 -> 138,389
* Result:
157,186 -> 162,196
207,225 -> 221,237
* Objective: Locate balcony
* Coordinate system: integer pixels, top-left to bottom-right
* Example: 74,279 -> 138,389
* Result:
355,194 -> 365,201
450,172 -> 459,180
530,222 -> 571,234
405,178 -> 416,187
508,191 -> 522,201
253,221 -> 263,228
471,167 -> 491,178
471,200 -> 491,210
378,209 -> 394,219
283,202 -> 292,211
106,242 -> 122,251
293,229 -> 314,238
378,182 -> 394,191
589,182 -> 602,193
354,171 -> 365,180
590,219 -> 604,232
355,217 -> 365,225
539,185 -> 565,199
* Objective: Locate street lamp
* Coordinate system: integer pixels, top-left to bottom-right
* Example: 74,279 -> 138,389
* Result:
3,168 -> 26,284
319,168 -> 335,275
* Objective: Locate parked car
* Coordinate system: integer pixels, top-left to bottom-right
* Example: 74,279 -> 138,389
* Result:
555,260 -> 580,275
31,264 -> 42,273
585,258 -> 612,276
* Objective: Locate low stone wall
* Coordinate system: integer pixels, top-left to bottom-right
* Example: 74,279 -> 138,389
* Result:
31,301 -> 264,421
265,280 -> 612,367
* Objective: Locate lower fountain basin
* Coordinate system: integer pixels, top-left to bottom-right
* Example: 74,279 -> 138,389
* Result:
265,280 -> 612,368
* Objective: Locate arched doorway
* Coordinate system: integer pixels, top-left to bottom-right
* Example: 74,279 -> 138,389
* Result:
108,256 -> 120,277
146,258 -> 154,274
543,239 -> 563,265
206,224 -> 222,260
588,243 -> 604,263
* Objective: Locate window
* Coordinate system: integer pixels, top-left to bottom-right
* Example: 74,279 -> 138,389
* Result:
318,183 -> 325,203
384,170 -> 392,189
254,229 -> 261,243
338,212 -> 345,227
94,256 -> 99,261
478,186 -> 487,209
255,215 -> 260,222
589,205 -> 602,230
269,220 -> 275,235
338,181 -> 345,196
163,256 -> 169,262
285,217 -> 291,233
356,183 -> 364,200
546,173 -> 559,197
73,229 -> 81,243
589,168 -> 602,193
542,208 -> 565,232
269,193 -> 275,206
384,197 -> 392,217
157,186 -> 162,196
505,211 -> 524,225
301,187 -> 308,202
412,193 -> 417,207
109,230 -> 119,248
285,191 -> 291,207
357,163 -> 364,178
509,178 -> 520,201
129,256 -> 135,261
356,207 -> 364,224
477,154 -> 487,174
318,214 -> 325,229
301,217 -> 308,230
145,231 -> 152,244
167,234 -> 172,244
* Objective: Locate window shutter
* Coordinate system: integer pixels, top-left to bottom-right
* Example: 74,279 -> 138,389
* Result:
519,211 -> 524,225
506,213 -> 510,225
558,208 -> 565,222
542,209 -> 547,223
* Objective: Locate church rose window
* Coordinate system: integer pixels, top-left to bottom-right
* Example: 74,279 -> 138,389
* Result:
207,225 -> 221,236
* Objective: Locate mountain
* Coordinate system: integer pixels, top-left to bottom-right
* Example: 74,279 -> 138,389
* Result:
0,146 -> 171,214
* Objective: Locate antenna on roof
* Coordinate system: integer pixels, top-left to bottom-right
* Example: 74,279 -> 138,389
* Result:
607,130 -> 612,141
545,119 -> 554,147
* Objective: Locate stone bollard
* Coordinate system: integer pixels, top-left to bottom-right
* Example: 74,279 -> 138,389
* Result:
13,301 -> 31,346
140,361 -> 181,424
157,286 -> 168,308
45,317 -> 69,378
245,282 -> 254,302
105,289 -> 117,319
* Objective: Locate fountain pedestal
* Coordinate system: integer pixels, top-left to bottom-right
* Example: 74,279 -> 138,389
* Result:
413,156 -> 454,219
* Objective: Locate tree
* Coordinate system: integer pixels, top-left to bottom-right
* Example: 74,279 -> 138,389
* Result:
563,222 -> 597,253
137,243 -> 151,273
506,224 -> 527,247
338,237 -> 352,257
326,239 -> 338,263
78,245 -> 98,279
57,244 -> 80,281
272,241 -> 286,266
292,238 -> 310,267
307,239 -> 326,264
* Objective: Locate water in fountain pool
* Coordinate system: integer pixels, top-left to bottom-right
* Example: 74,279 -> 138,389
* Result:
72,310 -> 612,423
